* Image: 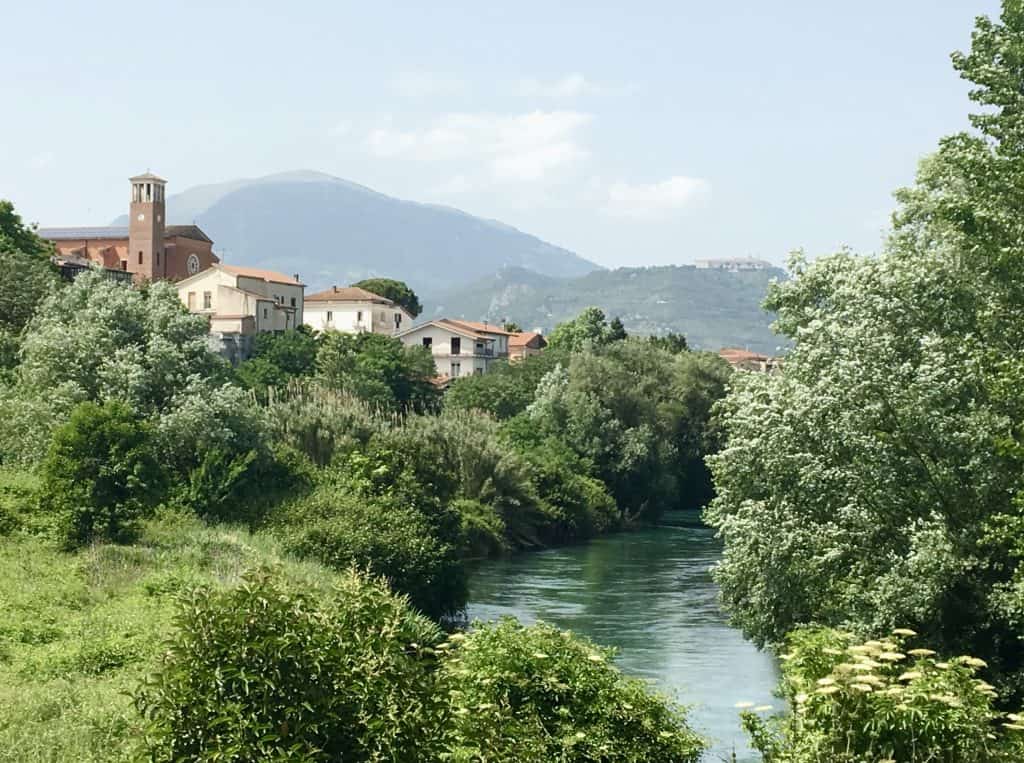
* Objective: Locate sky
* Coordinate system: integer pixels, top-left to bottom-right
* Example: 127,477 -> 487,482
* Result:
0,0 -> 1002,269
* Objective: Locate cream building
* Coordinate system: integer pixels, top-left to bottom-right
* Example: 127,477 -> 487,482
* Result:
176,264 -> 305,362
396,319 -> 511,380
303,286 -> 412,334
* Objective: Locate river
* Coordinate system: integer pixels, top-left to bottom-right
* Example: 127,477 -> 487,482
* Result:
464,512 -> 780,762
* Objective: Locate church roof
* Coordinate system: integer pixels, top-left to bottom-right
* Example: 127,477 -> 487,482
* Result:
38,226 -> 129,240
166,225 -> 213,243
38,224 -> 213,244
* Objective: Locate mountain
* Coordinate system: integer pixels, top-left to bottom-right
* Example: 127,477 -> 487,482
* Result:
428,265 -> 787,354
113,171 -> 600,294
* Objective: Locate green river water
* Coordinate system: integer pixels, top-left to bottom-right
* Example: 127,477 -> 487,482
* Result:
465,512 -> 780,762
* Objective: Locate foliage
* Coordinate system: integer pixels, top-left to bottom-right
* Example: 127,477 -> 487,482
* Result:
444,618 -> 704,762
546,307 -> 621,353
276,448 -> 468,617
0,199 -> 54,260
647,332 -> 689,354
351,277 -> 423,317
317,330 -> 437,412
235,326 -> 319,397
0,467 -> 41,535
40,401 -> 163,548
0,248 -> 59,336
444,349 -> 566,419
706,1 -> 1024,701
137,569 -> 448,762
742,627 -> 1024,762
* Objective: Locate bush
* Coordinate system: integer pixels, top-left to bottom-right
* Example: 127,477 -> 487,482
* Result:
276,469 -> 467,619
445,618 -> 704,762
0,467 -> 41,535
742,627 -> 1024,762
136,569 -> 449,762
40,401 -> 163,547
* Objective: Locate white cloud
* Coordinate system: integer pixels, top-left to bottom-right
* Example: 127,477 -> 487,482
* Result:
516,73 -> 604,98
366,111 -> 592,183
391,71 -> 466,98
604,176 -> 711,219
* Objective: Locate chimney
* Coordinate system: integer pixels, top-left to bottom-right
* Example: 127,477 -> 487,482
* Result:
333,285 -> 338,293
294,273 -> 300,283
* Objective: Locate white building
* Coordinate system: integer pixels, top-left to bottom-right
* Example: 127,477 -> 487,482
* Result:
303,286 -> 412,335
175,264 -> 305,362
396,319 -> 512,380
695,257 -> 772,271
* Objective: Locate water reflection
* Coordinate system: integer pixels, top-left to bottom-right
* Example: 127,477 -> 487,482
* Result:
465,514 -> 779,762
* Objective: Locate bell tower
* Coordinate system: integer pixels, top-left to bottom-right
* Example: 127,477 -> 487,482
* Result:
128,172 -> 167,282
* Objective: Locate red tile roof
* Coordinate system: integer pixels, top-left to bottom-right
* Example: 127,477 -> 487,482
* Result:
306,286 -> 394,305
509,331 -> 546,348
445,319 -> 513,336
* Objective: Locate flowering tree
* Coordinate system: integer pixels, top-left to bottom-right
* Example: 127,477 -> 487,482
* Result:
706,1 -> 1024,700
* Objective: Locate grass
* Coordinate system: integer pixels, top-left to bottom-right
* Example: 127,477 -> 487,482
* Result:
0,509 -> 344,762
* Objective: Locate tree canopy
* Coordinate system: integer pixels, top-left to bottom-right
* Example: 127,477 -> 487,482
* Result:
350,277 -> 423,317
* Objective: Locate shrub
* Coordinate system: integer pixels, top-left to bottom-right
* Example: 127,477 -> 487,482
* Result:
276,473 -> 468,619
136,569 -> 448,762
39,401 -> 163,547
445,618 -> 704,762
0,467 -> 41,536
742,627 -> 1024,762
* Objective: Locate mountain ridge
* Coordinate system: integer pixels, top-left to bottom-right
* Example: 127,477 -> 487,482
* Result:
112,171 -> 601,293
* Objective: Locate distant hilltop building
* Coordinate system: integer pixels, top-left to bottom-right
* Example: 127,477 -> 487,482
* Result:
695,257 -> 771,272
39,173 -> 219,284
304,286 -> 413,334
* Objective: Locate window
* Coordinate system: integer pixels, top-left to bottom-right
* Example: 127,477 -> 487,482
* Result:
422,337 -> 432,348
394,313 -> 402,328
187,292 -> 196,310
263,308 -> 268,319
450,362 -> 461,377
291,297 -> 296,307
202,291 -> 212,309
121,260 -> 127,271
357,310 -> 363,322
326,310 -> 333,322
156,251 -> 160,265
138,251 -> 143,265
451,337 -> 461,355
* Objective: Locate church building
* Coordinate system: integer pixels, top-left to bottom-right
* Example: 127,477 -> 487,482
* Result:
38,173 -> 219,284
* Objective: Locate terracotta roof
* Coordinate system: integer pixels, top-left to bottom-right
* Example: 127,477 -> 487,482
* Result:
398,319 -> 495,342
719,348 -> 769,362
306,286 -> 394,305
509,331 -> 546,348
445,319 -> 513,336
220,264 -> 303,286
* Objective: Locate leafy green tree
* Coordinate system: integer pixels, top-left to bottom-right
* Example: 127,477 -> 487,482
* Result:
444,350 -> 566,420
502,320 -> 522,333
137,570 -> 449,761
445,618 -> 704,762
707,1 -> 1024,701
236,327 -> 319,397
317,331 -> 437,412
546,307 -> 615,353
647,332 -> 689,354
351,277 -> 423,317
0,200 -> 54,260
607,316 -> 628,342
40,400 -> 162,547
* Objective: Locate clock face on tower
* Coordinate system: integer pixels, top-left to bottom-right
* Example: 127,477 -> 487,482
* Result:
187,254 -> 200,275
137,213 -> 145,222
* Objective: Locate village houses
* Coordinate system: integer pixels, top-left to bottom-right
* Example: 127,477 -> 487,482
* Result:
396,319 -> 514,380
304,286 -> 412,334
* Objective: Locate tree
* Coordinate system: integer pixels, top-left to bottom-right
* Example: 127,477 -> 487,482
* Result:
0,201 -> 59,357
706,1 -> 1024,701
647,332 -> 689,354
607,316 -> 628,342
316,331 -> 437,412
40,400 -> 162,547
351,277 -> 423,318
235,326 -> 319,397
502,321 -> 522,333
546,307 -> 614,353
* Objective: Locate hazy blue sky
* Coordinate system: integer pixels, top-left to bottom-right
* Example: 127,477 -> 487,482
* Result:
0,0 -> 1001,269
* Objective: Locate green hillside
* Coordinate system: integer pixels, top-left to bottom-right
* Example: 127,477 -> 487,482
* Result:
426,265 -> 787,354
